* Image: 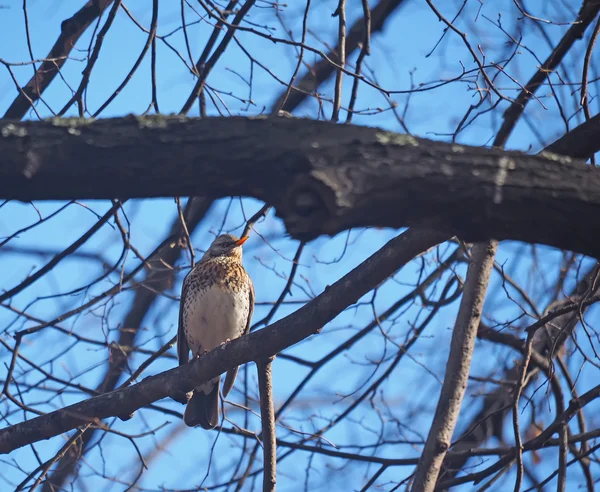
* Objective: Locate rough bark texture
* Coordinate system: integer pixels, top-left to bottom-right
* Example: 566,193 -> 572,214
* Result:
1,116 -> 599,258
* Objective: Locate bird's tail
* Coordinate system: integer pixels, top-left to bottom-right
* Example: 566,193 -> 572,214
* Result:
184,377 -> 220,429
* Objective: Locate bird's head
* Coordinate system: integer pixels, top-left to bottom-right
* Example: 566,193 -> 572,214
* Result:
203,233 -> 249,260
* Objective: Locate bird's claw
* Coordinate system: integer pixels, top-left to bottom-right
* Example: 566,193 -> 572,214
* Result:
170,389 -> 193,405
117,411 -> 136,421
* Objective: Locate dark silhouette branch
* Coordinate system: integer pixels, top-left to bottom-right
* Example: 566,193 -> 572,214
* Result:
546,112 -> 600,160
1,116 -> 599,258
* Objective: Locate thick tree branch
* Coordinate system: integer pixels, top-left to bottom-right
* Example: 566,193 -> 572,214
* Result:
0,228 -> 448,455
546,112 -> 600,159
411,241 -> 497,491
1,116 -> 599,258
257,357 -> 276,492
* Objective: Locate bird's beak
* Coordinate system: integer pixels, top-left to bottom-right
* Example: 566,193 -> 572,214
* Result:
235,236 -> 249,246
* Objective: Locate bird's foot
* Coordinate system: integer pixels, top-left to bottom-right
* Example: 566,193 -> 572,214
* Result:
219,339 -> 231,349
170,389 -> 193,405
117,411 -> 136,421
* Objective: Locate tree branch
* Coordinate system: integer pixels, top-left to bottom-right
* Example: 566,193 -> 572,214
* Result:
2,1 -> 115,120
1,116 -> 599,258
0,228 -> 448,454
545,112 -> 600,159
436,381 -> 600,489
411,241 -> 497,491
273,0 -> 408,113
437,261 -> 600,485
257,357 -> 276,492
494,0 -> 600,147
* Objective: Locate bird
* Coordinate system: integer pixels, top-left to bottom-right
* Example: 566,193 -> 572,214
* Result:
177,233 -> 254,429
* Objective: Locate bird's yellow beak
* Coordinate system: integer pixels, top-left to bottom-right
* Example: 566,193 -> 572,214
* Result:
235,236 -> 249,246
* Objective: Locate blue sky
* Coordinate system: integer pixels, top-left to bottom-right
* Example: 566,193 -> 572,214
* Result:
1,1 -> 598,490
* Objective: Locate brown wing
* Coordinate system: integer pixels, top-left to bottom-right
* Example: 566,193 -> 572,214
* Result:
222,276 -> 255,397
243,279 -> 255,337
177,272 -> 191,366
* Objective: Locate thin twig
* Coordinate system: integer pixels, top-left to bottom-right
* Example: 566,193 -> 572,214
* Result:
557,422 -> 568,492
0,201 -> 121,304
176,197 -> 195,267
345,0 -> 371,124
180,0 -> 257,115
512,332 -> 534,492
331,0 -> 346,122
15,424 -> 92,492
242,204 -> 272,238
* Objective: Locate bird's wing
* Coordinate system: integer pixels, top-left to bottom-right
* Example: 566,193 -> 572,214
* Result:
244,278 -> 255,337
222,276 -> 255,397
177,271 -> 191,366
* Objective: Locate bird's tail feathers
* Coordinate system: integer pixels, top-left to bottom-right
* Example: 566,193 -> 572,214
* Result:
222,365 -> 240,397
184,377 -> 220,429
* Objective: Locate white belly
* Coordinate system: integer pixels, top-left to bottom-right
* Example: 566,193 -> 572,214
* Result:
184,284 -> 248,361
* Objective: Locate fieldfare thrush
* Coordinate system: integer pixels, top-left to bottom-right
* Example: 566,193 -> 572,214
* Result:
177,233 -> 255,429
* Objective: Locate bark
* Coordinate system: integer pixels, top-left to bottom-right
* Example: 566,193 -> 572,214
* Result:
1,116 -> 599,258
546,112 -> 600,160
411,241 -> 497,491
258,357 -> 277,492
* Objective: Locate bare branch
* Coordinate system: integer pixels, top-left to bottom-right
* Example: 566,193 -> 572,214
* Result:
257,356 -> 276,492
273,0 -> 408,113
2,1 -> 115,120
546,112 -> 600,159
1,117 -> 599,258
438,261 -> 600,485
411,241 -> 497,491
494,0 -> 600,147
